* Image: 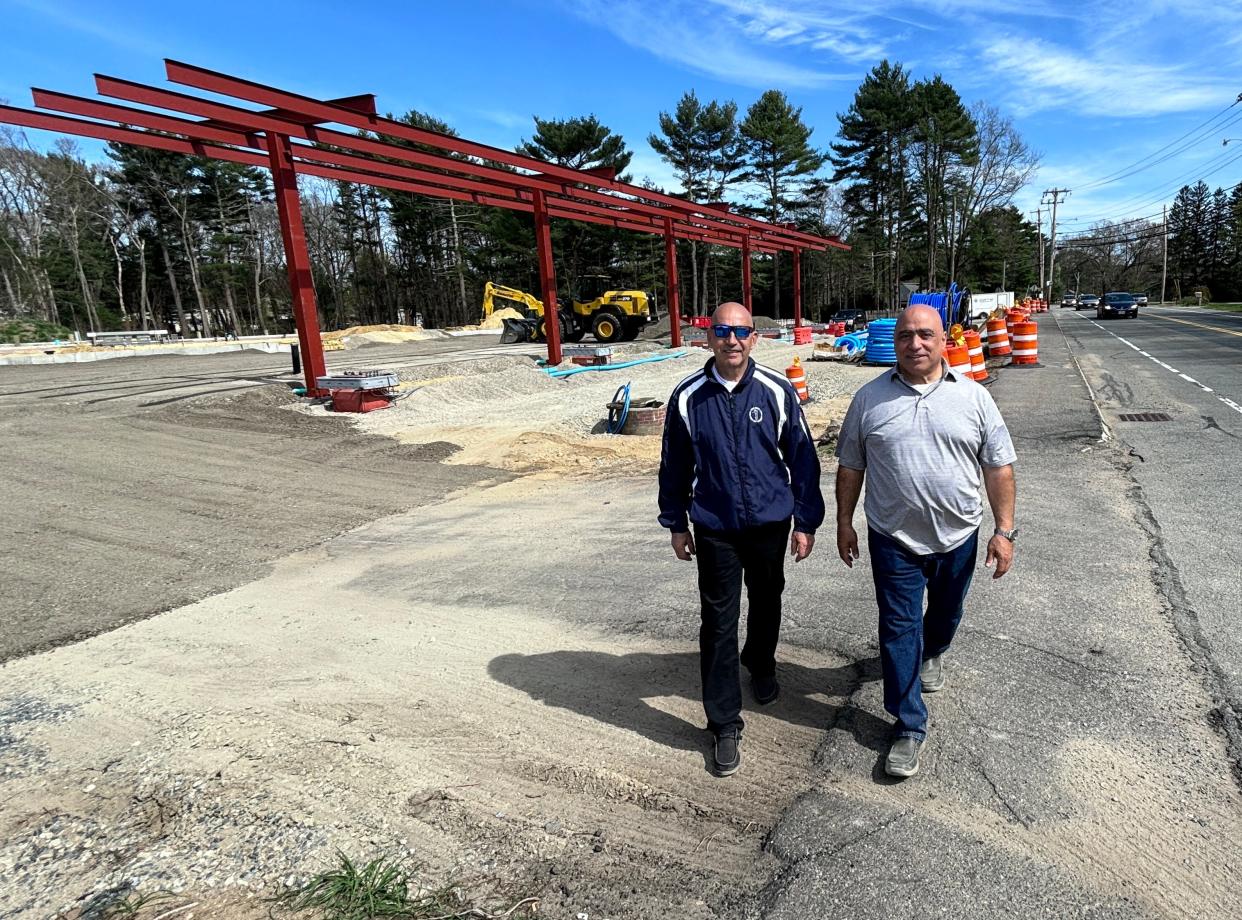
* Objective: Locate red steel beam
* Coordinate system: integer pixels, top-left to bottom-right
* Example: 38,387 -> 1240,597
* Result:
6,101 -> 789,264
164,60 -> 845,251
89,75 -> 780,247
663,217 -> 682,349
793,248 -> 803,327
268,133 -> 328,396
29,89 -> 736,249
31,88 -> 265,149
0,104 -> 268,168
742,236 -> 753,312
531,189 -> 562,365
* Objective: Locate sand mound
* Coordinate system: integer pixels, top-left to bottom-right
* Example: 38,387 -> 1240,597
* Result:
479,307 -> 525,330
341,342 -> 876,478
323,324 -> 443,348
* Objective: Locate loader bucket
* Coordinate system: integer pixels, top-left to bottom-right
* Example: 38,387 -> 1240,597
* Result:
500,318 -> 536,344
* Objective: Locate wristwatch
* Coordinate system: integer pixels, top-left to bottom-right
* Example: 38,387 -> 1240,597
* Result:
993,526 -> 1018,541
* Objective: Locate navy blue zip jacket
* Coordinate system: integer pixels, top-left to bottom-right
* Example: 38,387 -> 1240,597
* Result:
658,356 -> 825,534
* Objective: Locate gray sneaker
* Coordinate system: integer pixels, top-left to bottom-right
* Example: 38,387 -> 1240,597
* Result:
920,655 -> 945,692
885,736 -> 923,778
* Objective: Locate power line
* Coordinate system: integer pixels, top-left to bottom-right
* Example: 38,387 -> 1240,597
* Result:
1076,108 -> 1242,193
1075,93 -> 1242,191
1090,146 -> 1242,220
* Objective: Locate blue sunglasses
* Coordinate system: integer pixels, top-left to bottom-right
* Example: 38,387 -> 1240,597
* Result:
711,324 -> 755,340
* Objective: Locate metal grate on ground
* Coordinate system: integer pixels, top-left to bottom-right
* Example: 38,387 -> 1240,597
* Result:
1117,412 -> 1173,422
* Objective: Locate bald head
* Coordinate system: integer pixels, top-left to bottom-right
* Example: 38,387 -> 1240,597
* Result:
896,305 -> 945,335
707,301 -> 756,380
712,301 -> 752,326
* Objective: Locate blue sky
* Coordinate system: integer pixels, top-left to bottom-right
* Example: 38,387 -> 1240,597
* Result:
3,0 -> 1241,237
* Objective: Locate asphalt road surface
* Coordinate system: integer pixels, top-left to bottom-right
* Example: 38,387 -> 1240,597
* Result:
1055,304 -> 1242,768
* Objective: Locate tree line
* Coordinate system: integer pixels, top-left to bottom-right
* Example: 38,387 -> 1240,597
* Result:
0,61 -> 1045,340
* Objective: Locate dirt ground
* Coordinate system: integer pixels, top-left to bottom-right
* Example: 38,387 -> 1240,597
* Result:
0,338 -> 871,919
0,366 -> 498,662
1,475 -> 858,919
6,332 -> 1237,919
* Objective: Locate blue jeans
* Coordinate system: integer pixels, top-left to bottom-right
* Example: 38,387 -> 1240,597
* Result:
868,527 -> 978,740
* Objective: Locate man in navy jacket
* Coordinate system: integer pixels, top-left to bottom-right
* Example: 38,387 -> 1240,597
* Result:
659,301 -> 825,776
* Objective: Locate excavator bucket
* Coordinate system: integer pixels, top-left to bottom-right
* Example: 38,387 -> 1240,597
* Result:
500,317 -> 538,344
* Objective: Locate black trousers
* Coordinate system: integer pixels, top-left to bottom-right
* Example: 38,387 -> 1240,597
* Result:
694,520 -> 791,733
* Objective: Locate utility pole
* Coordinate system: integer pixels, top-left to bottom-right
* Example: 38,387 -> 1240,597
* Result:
1042,188 -> 1070,303
1161,204 -> 1168,304
1031,208 -> 1044,296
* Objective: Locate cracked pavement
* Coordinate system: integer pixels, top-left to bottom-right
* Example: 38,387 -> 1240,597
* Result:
731,311 -> 1242,918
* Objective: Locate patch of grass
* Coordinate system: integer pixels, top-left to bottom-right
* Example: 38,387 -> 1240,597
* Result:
1201,302 -> 1242,313
272,852 -> 484,920
73,888 -> 178,919
0,318 -> 73,344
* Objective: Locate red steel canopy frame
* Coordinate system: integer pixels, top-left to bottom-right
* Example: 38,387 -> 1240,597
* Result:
0,61 -> 848,392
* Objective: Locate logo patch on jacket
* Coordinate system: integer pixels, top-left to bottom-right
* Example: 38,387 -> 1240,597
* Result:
749,406 -> 763,423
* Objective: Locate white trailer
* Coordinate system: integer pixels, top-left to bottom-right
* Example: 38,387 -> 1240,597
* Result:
966,292 -> 1014,323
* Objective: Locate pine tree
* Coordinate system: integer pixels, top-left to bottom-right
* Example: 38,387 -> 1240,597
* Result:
649,92 -> 746,312
517,115 -> 635,298
518,116 -> 632,175
740,90 -> 826,316
832,61 -> 914,308
908,76 -> 978,288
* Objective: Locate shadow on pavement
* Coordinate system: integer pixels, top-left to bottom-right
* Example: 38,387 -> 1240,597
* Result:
488,649 -> 890,769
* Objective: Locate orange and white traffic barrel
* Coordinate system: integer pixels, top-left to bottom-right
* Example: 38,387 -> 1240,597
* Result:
963,329 -> 987,381
1010,321 -> 1039,366
985,318 -> 1011,357
947,344 -> 972,379
786,355 -> 809,403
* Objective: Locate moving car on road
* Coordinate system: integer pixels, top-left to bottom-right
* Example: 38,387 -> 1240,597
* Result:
1099,292 -> 1138,319
1077,293 -> 1100,311
1061,292 -> 1078,308
1133,293 -> 1149,306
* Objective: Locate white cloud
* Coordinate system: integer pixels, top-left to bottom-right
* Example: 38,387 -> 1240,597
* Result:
981,34 -> 1232,118
474,109 -> 530,131
564,0 -> 868,87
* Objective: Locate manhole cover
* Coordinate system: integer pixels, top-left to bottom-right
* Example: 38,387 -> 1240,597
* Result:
1118,412 -> 1173,422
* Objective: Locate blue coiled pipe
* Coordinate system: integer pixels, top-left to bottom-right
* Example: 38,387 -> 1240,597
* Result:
864,318 -> 898,365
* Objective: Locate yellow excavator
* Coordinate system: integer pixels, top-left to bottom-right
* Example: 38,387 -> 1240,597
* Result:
482,278 -> 656,345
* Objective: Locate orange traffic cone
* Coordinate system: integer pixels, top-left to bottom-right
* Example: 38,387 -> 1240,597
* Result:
786,355 -> 809,403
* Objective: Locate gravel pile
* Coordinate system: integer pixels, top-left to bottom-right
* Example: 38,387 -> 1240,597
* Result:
360,339 -> 877,447
0,694 -> 401,918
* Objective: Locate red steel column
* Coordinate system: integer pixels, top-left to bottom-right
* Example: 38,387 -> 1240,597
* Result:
531,188 -> 563,365
792,247 -> 803,327
267,133 -> 328,396
741,236 -> 752,312
663,216 -> 682,348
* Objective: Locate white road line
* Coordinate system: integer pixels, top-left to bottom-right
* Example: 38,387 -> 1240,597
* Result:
1071,313 -> 1242,417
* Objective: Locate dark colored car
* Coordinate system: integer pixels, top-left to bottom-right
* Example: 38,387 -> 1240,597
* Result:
830,309 -> 868,331
1076,293 -> 1100,310
1099,292 -> 1138,319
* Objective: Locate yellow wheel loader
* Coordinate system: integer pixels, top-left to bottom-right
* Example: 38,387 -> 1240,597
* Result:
482,279 -> 656,345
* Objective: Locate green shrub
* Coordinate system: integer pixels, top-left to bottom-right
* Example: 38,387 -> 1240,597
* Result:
0,319 -> 73,344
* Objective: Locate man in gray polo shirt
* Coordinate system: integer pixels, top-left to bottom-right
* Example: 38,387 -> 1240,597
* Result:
835,305 -> 1016,778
